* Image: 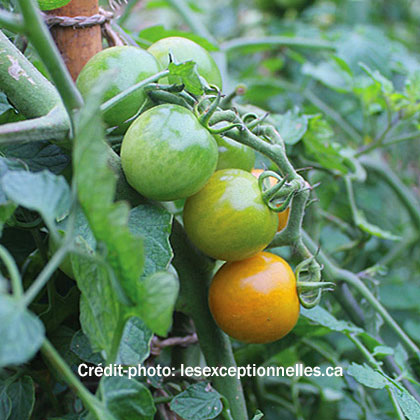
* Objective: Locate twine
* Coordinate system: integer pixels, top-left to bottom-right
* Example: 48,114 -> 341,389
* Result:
42,7 -> 114,29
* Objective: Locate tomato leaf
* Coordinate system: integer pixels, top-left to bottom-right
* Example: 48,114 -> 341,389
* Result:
100,376 -> 156,420
168,60 -> 204,95
395,386 -> 420,420
347,363 -> 389,389
115,317 -> 153,365
3,376 -> 35,420
37,0 -> 72,11
73,72 -> 144,306
270,108 -> 309,145
70,330 -> 104,365
0,296 -> 45,368
170,382 -> 223,420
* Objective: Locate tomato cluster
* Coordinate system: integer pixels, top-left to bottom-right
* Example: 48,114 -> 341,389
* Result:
75,37 -> 299,344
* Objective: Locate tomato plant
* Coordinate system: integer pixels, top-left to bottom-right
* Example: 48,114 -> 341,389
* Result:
183,169 -> 278,261
1,1 -> 420,420
209,252 -> 300,343
77,46 -> 161,127
121,103 -> 218,201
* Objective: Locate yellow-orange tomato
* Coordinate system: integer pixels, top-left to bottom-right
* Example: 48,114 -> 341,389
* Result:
208,252 -> 300,344
252,169 -> 290,232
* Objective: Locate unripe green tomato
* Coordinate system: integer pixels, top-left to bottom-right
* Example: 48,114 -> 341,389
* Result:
38,0 -> 72,10
183,169 -> 278,261
148,37 -> 223,88
215,135 -> 255,172
76,46 -> 161,127
121,104 -> 218,201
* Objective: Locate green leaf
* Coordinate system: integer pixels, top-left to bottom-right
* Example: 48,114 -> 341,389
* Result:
0,296 -> 45,367
359,62 -> 394,95
372,345 -> 394,358
100,376 -> 156,420
251,410 -> 264,420
394,387 -> 420,420
303,116 -> 349,173
1,170 -> 71,230
168,61 -> 204,95
135,271 -> 179,336
302,58 -> 353,92
270,108 -> 309,145
116,317 -> 153,365
128,205 -> 173,278
354,209 -> 401,241
70,330 -> 104,365
347,363 -> 388,389
0,390 -> 11,420
139,25 -> 218,51
301,306 -> 363,334
71,249 -> 121,356
3,142 -> 70,174
5,376 -> 35,420
37,0 -> 72,11
405,70 -> 420,102
170,382 -> 223,420
73,73 -> 144,306
0,92 -> 13,116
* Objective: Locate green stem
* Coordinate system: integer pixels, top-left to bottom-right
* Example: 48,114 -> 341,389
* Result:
23,245 -> 69,307
41,339 -> 102,417
154,396 -> 173,404
171,222 -> 249,420
302,231 -> 420,358
383,130 -> 420,147
0,9 -> 24,32
0,30 -> 64,118
17,0 -> 83,116
100,70 -> 169,114
221,36 -> 336,53
0,244 -> 23,298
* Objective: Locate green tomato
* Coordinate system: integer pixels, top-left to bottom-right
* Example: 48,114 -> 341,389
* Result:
183,169 -> 278,261
147,37 -> 223,88
215,135 -> 255,172
121,104 -> 218,201
76,46 -> 161,127
38,0 -> 72,10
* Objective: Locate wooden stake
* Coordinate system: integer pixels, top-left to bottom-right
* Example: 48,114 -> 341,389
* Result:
47,0 -> 102,80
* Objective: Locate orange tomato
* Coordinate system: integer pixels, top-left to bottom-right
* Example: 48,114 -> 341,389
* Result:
252,169 -> 290,232
208,252 -> 300,343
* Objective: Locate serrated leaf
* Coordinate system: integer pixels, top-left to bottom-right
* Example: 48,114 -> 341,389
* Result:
135,271 -> 179,336
0,296 -> 45,367
1,170 -> 71,229
395,387 -> 420,420
73,73 -> 144,306
5,376 -> 35,420
168,61 -> 204,95
128,205 -> 173,278
170,382 -> 223,420
270,108 -> 309,145
355,210 -> 401,241
71,249 -> 121,356
116,317 -> 153,365
347,363 -> 388,389
301,306 -> 363,334
101,376 -> 156,420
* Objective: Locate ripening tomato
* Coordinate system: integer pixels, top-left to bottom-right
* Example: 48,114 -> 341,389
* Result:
148,37 -> 223,88
121,104 -> 218,201
209,251 -> 299,343
183,169 -> 278,261
252,169 -> 290,232
76,46 -> 161,127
